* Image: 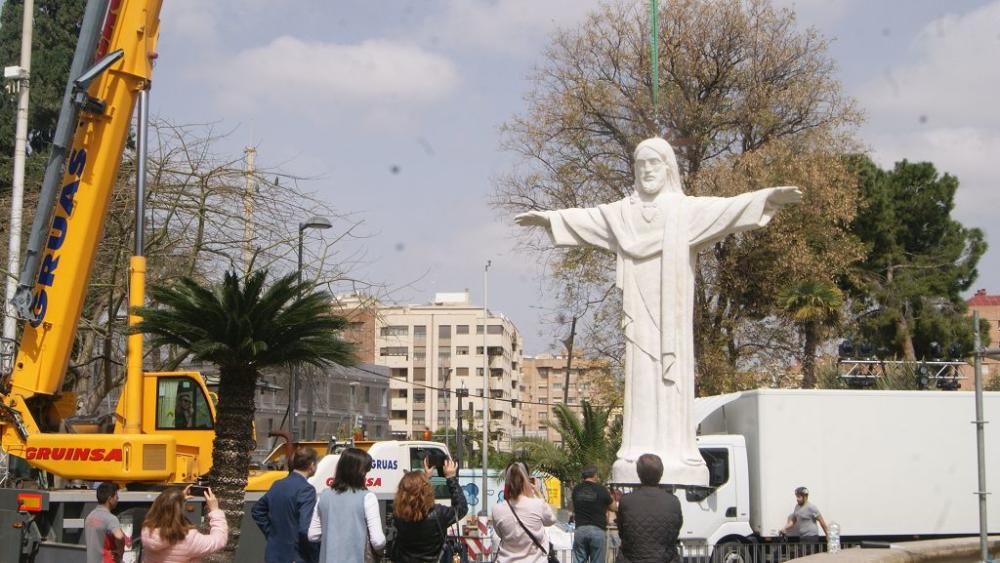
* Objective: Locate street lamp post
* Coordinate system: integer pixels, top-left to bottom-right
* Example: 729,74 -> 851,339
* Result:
291,216 -> 332,442
455,386 -> 469,469
349,380 -> 360,440
480,260 -> 491,516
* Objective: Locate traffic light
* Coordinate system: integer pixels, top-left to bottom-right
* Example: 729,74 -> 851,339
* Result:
915,364 -> 930,390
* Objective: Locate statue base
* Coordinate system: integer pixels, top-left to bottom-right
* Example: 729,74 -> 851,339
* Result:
611,455 -> 709,487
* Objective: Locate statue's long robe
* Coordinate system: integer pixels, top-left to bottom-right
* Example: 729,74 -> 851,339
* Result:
544,188 -> 781,485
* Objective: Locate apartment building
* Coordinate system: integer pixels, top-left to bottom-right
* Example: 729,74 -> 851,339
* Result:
339,292 -> 524,442
966,289 -> 1000,379
195,360 -> 390,459
519,354 -> 614,443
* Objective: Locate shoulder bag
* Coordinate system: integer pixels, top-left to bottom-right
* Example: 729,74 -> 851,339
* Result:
507,501 -> 559,563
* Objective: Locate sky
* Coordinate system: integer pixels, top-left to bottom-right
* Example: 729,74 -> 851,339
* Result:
151,0 -> 1000,354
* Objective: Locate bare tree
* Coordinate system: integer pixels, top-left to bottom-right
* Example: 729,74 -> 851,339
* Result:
64,120 -> 369,412
494,0 -> 865,388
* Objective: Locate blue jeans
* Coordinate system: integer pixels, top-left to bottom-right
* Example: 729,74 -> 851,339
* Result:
573,525 -> 607,563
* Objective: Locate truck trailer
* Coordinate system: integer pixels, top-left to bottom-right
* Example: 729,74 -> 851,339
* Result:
683,389 -> 999,556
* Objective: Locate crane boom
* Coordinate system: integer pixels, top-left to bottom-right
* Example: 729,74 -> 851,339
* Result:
1,0 -> 163,464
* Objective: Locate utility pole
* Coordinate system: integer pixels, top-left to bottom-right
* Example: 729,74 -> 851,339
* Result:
563,315 -> 577,405
455,386 -> 469,468
241,147 -> 256,275
2,0 -> 35,372
972,312 -> 990,563
480,260 -> 491,516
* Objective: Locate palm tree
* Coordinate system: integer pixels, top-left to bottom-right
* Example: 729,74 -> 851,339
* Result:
517,401 -> 620,484
779,280 -> 843,388
135,269 -> 355,559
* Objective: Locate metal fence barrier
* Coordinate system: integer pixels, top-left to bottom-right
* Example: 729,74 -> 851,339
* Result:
394,536 -> 856,563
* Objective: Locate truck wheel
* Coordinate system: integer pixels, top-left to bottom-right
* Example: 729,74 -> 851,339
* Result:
713,539 -> 754,563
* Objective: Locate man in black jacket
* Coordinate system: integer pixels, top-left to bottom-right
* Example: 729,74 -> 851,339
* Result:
616,454 -> 683,563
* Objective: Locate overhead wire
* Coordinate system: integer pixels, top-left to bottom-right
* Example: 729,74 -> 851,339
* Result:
351,363 -> 618,410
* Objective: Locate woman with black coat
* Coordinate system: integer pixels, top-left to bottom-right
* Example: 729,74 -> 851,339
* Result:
390,457 -> 468,563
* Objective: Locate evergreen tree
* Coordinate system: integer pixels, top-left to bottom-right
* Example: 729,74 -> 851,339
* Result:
0,0 -> 85,189
845,155 -> 986,360
136,270 -> 356,559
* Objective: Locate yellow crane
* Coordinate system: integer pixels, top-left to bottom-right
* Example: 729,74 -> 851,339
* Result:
1,0 -> 215,486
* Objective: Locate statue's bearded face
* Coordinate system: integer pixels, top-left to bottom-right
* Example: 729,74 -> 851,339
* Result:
634,147 -> 668,196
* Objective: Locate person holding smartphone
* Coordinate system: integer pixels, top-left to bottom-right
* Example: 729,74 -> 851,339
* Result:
140,485 -> 227,563
389,455 -> 467,562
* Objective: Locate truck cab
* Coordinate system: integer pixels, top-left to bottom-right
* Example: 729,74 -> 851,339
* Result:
680,435 -> 753,549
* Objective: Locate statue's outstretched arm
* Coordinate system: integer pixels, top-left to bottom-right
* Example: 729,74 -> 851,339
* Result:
767,186 -> 803,206
514,210 -> 551,228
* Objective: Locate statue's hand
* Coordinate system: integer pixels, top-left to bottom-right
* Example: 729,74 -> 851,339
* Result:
514,211 -> 551,228
769,186 -> 803,206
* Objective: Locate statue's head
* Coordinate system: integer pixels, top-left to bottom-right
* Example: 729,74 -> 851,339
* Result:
633,137 -> 683,198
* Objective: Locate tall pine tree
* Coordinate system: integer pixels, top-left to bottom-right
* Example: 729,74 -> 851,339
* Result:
845,155 -> 986,360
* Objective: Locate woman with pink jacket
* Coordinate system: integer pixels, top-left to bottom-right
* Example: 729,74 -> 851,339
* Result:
140,486 -> 228,563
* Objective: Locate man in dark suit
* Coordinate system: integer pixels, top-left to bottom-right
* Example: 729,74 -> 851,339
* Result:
252,448 -> 320,563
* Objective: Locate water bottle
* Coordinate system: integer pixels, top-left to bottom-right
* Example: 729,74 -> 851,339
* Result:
827,522 -> 841,553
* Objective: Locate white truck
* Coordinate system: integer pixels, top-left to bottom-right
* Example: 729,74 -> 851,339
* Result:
684,389 -> 999,556
310,440 -> 451,499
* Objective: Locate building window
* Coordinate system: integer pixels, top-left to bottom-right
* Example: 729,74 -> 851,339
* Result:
456,367 -> 469,376
380,325 -> 408,337
396,389 -> 408,398
413,346 -> 426,360
488,325 -> 503,335
439,325 -> 452,338
456,325 -> 470,335
390,368 -> 408,379
414,325 -> 427,337
413,368 -> 426,382
456,346 -> 469,356
380,347 -> 408,357
391,410 -> 407,420
477,368 -> 484,377
476,324 -> 485,335
414,390 -> 426,402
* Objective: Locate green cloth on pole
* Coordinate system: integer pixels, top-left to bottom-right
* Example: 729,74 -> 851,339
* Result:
650,0 -> 659,115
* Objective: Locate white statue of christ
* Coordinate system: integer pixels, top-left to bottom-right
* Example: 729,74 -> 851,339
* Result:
515,137 -> 801,485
